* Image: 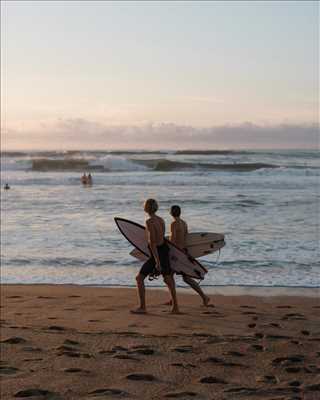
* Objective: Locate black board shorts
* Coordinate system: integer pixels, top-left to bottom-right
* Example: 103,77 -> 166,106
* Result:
139,243 -> 171,277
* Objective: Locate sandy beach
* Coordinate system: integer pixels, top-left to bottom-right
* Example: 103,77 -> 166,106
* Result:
1,285 -> 319,400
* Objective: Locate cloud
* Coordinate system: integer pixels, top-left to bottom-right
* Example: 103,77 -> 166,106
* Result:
2,119 -> 319,150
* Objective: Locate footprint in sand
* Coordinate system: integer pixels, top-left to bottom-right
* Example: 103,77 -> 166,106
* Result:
88,388 -> 128,397
200,376 -> 227,384
165,391 -> 198,398
224,351 -> 245,357
129,347 -> 155,356
14,389 -> 62,399
56,345 -> 78,352
249,344 -> 265,352
23,347 -> 43,352
113,354 -> 140,361
47,326 -> 66,331
203,357 -> 245,367
269,323 -> 281,328
0,365 -> 19,375
242,311 -> 258,315
256,375 -> 279,384
277,305 -> 292,309
1,336 -> 27,344
172,346 -> 193,353
266,334 -> 291,340
272,355 -> 305,366
64,368 -> 91,375
288,380 -> 301,387
286,367 -> 301,373
126,373 -> 157,381
171,363 -> 196,369
282,313 -> 306,321
240,305 -> 256,309
64,339 -> 80,346
112,346 -> 128,352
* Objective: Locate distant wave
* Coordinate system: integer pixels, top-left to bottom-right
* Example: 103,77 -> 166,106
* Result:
133,159 -> 279,172
1,149 -> 318,173
2,149 -> 319,158
32,158 -> 104,171
30,158 -> 279,172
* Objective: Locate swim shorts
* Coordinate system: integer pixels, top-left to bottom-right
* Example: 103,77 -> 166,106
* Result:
139,243 -> 171,277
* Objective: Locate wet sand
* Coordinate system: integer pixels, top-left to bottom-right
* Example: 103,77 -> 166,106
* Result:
1,284 -> 319,400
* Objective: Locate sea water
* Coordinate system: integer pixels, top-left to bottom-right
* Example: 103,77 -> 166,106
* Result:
1,149 -> 319,288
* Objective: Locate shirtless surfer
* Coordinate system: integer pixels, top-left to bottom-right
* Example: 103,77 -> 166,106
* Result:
131,199 -> 180,314
169,205 -> 211,306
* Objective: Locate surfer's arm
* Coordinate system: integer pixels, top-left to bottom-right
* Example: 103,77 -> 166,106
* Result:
146,221 -> 161,271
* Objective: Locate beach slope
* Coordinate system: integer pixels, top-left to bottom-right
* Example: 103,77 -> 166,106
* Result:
1,285 -> 319,399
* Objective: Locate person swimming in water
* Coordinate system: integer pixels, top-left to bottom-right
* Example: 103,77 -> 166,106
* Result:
4,183 -> 10,190
169,205 -> 210,306
81,173 -> 87,184
131,198 -> 180,314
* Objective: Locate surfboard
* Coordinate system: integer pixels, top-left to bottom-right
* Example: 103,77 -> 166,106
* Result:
130,232 -> 225,261
115,217 -> 207,280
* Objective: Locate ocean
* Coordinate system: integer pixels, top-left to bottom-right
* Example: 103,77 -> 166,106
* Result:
1,149 -> 319,288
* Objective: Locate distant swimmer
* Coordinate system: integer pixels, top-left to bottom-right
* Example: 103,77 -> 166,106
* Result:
87,173 -> 92,184
81,173 -> 87,184
4,183 -> 10,190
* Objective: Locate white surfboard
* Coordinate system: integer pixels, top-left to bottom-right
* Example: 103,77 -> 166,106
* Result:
130,232 -> 225,261
115,217 -> 207,280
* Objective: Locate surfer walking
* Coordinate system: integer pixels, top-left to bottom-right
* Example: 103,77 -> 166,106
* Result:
169,205 -> 211,307
131,198 -> 180,314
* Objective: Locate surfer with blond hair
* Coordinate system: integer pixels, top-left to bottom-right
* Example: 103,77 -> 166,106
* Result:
131,198 -> 180,314
169,205 -> 211,306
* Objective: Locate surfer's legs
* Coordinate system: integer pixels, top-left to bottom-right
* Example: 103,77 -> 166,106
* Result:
182,275 -> 210,306
163,274 -> 180,313
131,273 -> 147,313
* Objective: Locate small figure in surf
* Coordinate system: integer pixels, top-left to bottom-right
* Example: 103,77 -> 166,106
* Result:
81,173 -> 87,184
132,198 -> 180,314
87,173 -> 92,184
4,183 -> 10,190
169,205 -> 211,306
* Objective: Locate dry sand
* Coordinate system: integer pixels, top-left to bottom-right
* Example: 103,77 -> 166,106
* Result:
1,284 -> 319,400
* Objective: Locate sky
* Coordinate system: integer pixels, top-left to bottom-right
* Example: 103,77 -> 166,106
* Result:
1,0 -> 319,150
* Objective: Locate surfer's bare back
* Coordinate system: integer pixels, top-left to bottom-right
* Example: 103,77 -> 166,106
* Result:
131,199 -> 180,314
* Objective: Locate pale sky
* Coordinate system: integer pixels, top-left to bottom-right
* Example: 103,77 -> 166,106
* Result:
1,1 -> 319,150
